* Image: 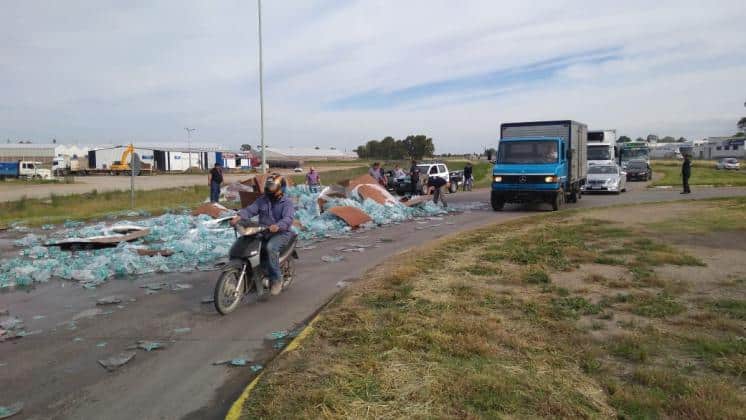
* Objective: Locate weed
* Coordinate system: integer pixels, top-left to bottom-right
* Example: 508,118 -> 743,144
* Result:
709,299 -> 746,320
551,296 -> 603,319
610,336 -> 650,362
633,293 -> 685,318
523,268 -> 550,284
594,256 -> 626,265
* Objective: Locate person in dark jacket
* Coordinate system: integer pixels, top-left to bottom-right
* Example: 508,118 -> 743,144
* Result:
231,174 -> 295,296
681,155 -> 691,194
208,162 -> 224,203
463,162 -> 473,191
409,160 -> 420,195
427,175 -> 448,207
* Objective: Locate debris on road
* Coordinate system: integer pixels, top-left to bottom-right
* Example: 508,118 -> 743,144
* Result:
96,296 -> 123,305
0,402 -> 23,419
213,358 -> 250,367
173,327 -> 191,334
321,255 -> 344,263
98,351 -> 136,371
328,207 -> 373,228
269,330 -> 289,340
250,364 -> 263,372
135,248 -> 174,257
72,308 -> 104,320
200,297 -> 214,304
129,341 -> 165,352
191,202 -> 232,219
44,227 -> 150,250
172,283 -> 192,290
96,342 -> 107,348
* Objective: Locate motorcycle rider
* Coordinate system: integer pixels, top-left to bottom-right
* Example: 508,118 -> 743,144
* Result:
230,174 -> 296,296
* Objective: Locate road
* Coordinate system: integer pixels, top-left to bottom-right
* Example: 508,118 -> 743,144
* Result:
2,182 -> 746,420
0,165 -> 362,202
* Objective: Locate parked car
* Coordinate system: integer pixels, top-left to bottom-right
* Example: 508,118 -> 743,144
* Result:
581,164 -> 626,194
716,158 -> 740,170
293,167 -> 303,173
392,162 -> 457,195
625,159 -> 652,181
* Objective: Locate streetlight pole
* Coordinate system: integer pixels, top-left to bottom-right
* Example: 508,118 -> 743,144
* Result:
257,0 -> 266,173
185,127 -> 196,170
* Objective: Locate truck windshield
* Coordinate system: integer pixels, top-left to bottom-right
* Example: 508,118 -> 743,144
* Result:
588,147 -> 611,161
621,148 -> 648,160
497,141 -> 558,164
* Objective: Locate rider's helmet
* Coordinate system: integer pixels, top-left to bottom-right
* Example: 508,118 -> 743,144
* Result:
264,174 -> 286,200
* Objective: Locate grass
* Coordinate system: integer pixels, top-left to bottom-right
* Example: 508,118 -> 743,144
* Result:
0,185 -> 216,226
651,161 -> 746,187
240,198 -> 746,418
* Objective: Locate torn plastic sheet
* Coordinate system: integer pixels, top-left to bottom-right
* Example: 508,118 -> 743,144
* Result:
0,402 -> 23,419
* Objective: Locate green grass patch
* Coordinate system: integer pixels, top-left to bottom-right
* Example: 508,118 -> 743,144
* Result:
633,292 -> 685,318
651,162 -> 746,187
709,299 -> 746,320
0,185 -> 214,226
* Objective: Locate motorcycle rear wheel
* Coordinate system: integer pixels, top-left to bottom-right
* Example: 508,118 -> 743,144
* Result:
214,266 -> 244,315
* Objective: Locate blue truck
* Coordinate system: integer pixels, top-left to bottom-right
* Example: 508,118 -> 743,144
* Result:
0,161 -> 53,180
491,120 -> 588,211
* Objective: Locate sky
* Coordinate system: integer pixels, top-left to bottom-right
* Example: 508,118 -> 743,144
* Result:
2,0 -> 745,153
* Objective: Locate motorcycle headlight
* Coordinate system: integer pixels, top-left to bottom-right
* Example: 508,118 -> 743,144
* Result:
493,176 -> 502,182
544,176 -> 558,183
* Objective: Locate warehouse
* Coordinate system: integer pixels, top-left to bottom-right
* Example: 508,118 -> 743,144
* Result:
87,144 -> 233,172
0,143 -> 57,165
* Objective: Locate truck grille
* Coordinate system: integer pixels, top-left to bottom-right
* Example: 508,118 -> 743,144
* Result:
500,175 -> 548,184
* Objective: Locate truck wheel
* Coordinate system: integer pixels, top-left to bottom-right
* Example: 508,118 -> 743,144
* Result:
552,190 -> 564,211
490,192 -> 504,211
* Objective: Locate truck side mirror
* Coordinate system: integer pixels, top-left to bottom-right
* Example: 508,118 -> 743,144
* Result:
567,150 -> 573,160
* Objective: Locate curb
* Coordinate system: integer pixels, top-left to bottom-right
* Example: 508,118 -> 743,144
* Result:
224,307 -> 326,420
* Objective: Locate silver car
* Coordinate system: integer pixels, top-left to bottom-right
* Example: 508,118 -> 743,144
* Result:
716,158 -> 740,170
582,164 -> 626,194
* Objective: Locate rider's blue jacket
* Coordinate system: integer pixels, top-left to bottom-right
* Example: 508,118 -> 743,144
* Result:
238,195 -> 295,232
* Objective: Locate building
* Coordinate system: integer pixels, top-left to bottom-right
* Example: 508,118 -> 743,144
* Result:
0,143 -> 90,165
694,137 -> 746,160
88,143 -> 232,172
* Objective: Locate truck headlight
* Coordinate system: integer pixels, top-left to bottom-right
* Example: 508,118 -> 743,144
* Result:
493,176 -> 502,182
544,176 -> 558,183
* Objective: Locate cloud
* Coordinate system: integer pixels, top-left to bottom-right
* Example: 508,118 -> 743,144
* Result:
1,0 -> 745,151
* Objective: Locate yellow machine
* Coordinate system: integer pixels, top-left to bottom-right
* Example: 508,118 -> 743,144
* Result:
110,144 -> 152,175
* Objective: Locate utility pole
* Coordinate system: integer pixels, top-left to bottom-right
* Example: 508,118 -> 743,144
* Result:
257,0 -> 266,173
185,128 -> 196,170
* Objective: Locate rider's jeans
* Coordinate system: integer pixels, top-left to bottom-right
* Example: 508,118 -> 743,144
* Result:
264,231 -> 294,284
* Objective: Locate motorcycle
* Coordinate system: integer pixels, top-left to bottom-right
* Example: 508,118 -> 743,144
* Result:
213,220 -> 299,315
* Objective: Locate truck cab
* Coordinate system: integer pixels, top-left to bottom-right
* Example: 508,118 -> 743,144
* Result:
20,161 -> 52,179
587,129 -> 616,166
492,120 -> 588,212
491,137 -> 571,211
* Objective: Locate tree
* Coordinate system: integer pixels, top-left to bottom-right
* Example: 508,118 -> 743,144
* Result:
738,117 -> 746,132
677,137 -> 687,143
734,132 -> 745,137
635,137 -> 645,142
659,136 -> 676,143
354,135 -> 434,160
240,144 -> 252,151
485,148 -> 496,161
617,135 -> 631,143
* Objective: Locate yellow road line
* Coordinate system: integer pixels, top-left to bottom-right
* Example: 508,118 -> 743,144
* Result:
224,313 -> 322,420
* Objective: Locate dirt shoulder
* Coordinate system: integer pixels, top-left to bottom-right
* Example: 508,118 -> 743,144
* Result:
241,197 -> 746,418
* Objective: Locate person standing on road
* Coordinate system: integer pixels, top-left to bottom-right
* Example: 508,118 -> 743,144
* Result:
409,160 -> 420,195
681,154 -> 692,194
306,166 -> 321,193
463,162 -> 473,191
208,162 -> 224,203
427,175 -> 448,207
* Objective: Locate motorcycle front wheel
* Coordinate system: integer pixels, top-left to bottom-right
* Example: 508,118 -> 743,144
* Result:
214,266 -> 244,315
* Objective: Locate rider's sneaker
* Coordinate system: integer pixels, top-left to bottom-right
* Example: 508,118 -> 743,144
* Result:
270,282 -> 282,296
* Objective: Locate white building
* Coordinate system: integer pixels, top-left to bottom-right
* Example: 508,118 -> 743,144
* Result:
0,143 -> 90,165
261,147 -> 358,160
88,143 -> 231,172
694,137 -> 746,160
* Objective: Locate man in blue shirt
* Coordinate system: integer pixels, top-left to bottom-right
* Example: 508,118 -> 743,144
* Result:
230,174 -> 296,296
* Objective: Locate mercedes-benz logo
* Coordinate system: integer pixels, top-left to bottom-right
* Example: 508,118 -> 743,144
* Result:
519,176 -> 527,183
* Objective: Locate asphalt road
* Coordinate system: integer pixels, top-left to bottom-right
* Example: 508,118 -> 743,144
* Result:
2,181 -> 746,420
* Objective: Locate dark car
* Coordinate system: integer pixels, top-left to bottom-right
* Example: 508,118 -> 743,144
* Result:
625,160 -> 652,181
